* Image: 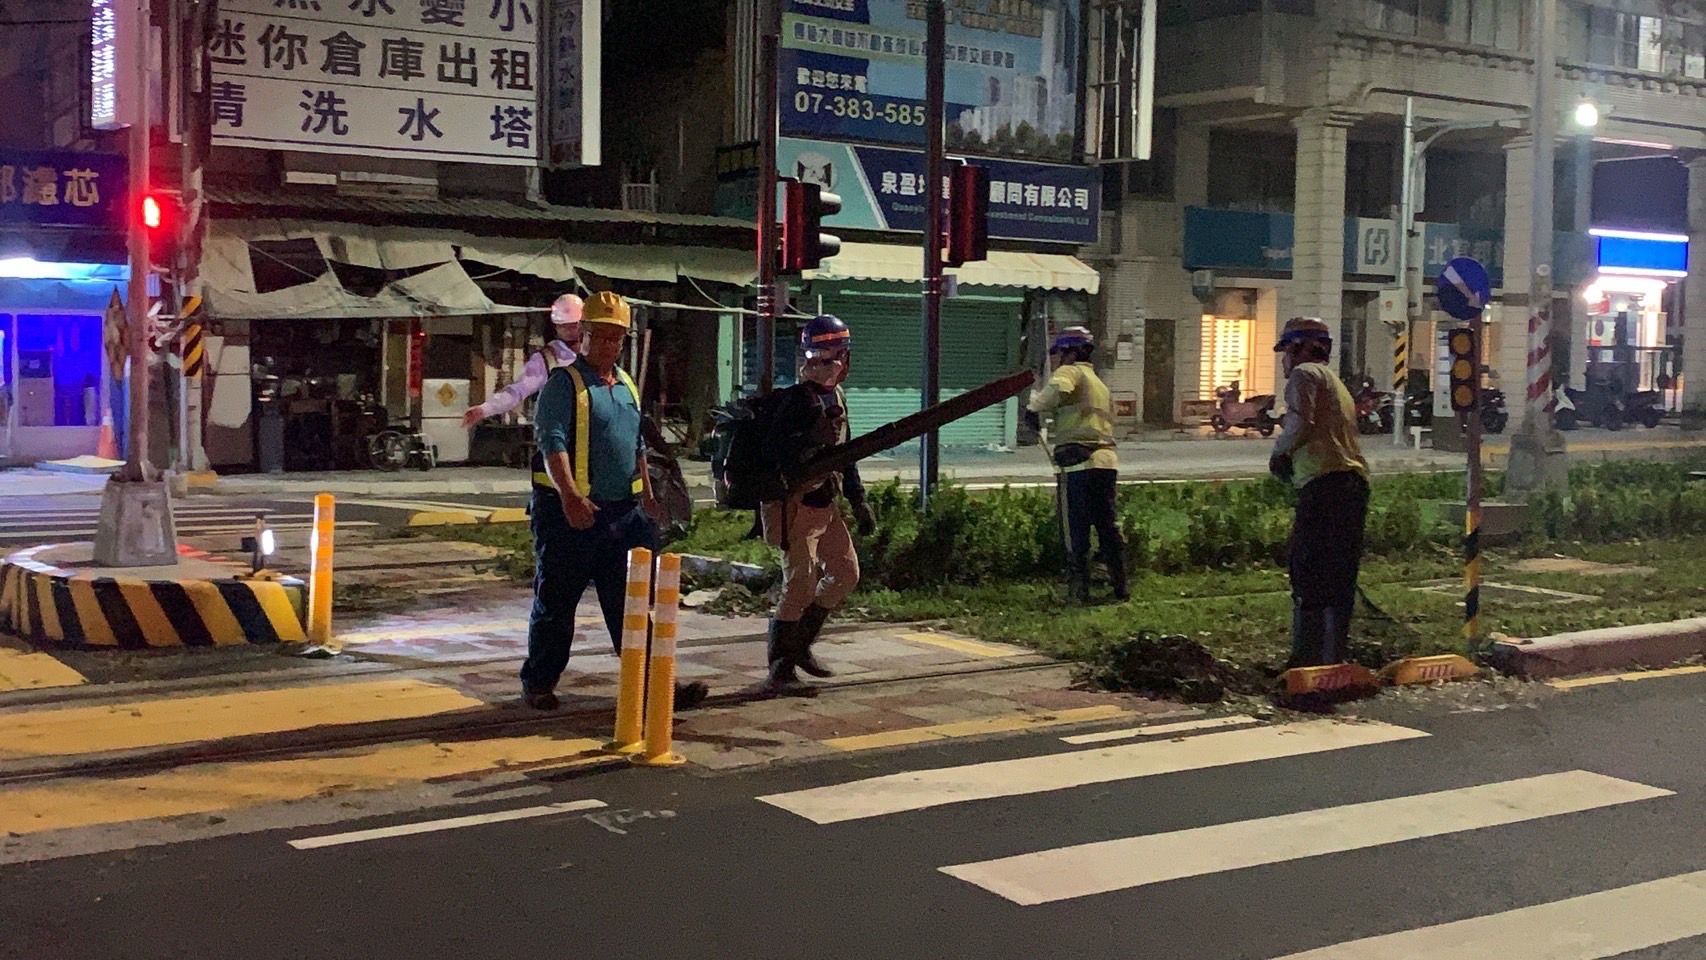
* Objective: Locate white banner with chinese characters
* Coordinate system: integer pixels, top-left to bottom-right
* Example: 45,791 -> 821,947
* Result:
206,0 -> 541,165
544,0 -> 599,168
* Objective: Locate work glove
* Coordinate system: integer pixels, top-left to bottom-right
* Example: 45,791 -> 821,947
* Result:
1268,453 -> 1294,484
851,499 -> 877,537
1022,409 -> 1042,434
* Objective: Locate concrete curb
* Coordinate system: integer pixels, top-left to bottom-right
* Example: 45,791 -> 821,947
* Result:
1488,618 -> 1706,679
0,546 -> 307,649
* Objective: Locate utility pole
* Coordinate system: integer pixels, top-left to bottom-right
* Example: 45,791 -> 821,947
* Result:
918,0 -> 945,507
94,0 -> 178,567
1506,0 -> 1569,493
756,24 -> 780,394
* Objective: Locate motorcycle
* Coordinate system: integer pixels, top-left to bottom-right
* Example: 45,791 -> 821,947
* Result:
1351,375 -> 1395,435
1210,380 -> 1278,437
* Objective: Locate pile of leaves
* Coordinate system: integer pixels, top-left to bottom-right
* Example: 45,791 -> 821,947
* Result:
1074,632 -> 1269,703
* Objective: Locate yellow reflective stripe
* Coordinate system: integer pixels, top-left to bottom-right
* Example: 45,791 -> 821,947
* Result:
564,366 -> 590,497
616,369 -> 645,494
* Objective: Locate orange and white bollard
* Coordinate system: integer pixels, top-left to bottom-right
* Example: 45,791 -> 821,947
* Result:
307,493 -> 335,647
604,547 -> 652,754
633,552 -> 686,767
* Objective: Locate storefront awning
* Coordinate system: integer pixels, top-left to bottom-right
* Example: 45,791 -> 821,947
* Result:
201,220 -> 758,319
807,241 -> 1100,294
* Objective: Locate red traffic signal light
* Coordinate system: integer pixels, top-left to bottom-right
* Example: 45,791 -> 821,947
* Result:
142,194 -> 163,230
945,163 -> 990,268
139,191 -> 183,271
779,178 -> 842,276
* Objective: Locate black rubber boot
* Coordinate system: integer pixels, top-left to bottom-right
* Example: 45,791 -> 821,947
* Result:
1104,540 -> 1130,601
760,619 -> 809,696
1066,557 -> 1091,603
1287,605 -> 1329,669
794,603 -> 835,678
1321,604 -> 1354,665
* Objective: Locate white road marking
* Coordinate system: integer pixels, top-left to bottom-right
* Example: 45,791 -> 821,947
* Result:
1270,868 -> 1706,959
288,799 -> 607,850
939,771 -> 1672,905
1059,715 -> 1259,745
757,720 -> 1429,824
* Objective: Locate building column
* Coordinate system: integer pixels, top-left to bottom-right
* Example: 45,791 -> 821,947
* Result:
1684,158 -> 1706,430
1497,136 -> 1535,391
1291,108 -> 1357,371
1176,123 -> 1209,208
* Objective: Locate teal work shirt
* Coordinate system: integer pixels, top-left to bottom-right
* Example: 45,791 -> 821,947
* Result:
533,358 -> 643,502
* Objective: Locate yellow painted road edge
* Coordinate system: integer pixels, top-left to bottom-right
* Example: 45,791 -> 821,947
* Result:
1549,664 -> 1706,690
825,704 -> 1130,752
897,631 -> 1026,659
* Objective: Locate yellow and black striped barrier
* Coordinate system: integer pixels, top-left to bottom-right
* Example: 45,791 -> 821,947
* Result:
1392,330 -> 1408,393
0,549 -> 306,649
1463,506 -> 1482,643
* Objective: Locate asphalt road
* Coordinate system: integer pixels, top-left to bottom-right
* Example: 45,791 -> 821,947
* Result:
3,672 -> 1704,960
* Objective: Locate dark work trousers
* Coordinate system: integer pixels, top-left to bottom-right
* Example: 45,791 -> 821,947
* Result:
1065,468 -> 1121,566
1289,470 -> 1371,611
520,490 -> 657,694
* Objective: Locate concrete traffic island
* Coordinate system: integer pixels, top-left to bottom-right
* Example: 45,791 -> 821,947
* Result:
0,543 -> 306,648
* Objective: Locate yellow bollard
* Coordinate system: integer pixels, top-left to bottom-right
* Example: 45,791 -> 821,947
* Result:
307,493 -> 336,647
604,547 -> 652,754
633,552 -> 686,767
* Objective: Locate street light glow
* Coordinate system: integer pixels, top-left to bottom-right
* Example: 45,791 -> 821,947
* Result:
1574,99 -> 1600,129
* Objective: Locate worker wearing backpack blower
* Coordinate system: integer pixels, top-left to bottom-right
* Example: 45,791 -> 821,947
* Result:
1025,326 -> 1128,603
759,315 -> 877,696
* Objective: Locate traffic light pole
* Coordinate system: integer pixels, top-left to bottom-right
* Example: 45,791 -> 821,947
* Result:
918,0 -> 945,507
756,29 -> 780,394
1464,311 -> 1485,647
94,0 -> 177,567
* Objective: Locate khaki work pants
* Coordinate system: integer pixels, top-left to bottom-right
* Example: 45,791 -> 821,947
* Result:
762,497 -> 860,621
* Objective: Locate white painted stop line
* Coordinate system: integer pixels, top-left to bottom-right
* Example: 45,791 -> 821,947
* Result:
289,799 -> 607,850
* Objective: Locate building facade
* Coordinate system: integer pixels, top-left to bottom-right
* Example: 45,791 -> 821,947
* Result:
1090,0 -> 1706,433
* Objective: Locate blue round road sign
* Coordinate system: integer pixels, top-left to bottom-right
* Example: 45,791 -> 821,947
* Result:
1436,257 -> 1492,322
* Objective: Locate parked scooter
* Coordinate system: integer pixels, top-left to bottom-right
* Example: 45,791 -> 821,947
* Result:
1210,380 -> 1278,437
1351,374 -> 1395,435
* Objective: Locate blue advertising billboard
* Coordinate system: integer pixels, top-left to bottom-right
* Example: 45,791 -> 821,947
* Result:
0,149 -> 127,231
778,136 -> 1097,244
781,0 -> 1081,163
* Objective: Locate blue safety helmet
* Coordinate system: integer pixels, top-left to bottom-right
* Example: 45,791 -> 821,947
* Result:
1049,326 -> 1095,355
801,314 -> 851,360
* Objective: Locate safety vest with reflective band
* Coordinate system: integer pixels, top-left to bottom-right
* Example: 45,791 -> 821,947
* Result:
1028,362 -> 1117,473
531,361 -> 645,498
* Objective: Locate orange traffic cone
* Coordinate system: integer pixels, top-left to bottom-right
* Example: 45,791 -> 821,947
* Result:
97,404 -> 118,461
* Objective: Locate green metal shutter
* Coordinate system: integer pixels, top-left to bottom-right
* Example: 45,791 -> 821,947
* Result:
815,281 -> 1021,449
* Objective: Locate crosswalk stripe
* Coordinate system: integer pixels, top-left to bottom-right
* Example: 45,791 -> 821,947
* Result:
1271,868 -> 1706,959
757,720 -> 1430,825
939,771 -> 1673,905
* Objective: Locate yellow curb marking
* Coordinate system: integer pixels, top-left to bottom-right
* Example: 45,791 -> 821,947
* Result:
898,631 -> 1026,659
484,507 -> 529,524
0,736 -> 608,837
408,510 -> 484,527
0,647 -> 87,692
0,679 -> 484,761
1549,665 -> 1706,690
825,704 -> 1131,752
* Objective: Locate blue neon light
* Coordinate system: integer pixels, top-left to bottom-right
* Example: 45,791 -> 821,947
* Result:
1596,234 -> 1688,275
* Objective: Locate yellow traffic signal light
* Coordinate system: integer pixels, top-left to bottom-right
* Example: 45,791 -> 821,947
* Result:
1447,327 -> 1478,413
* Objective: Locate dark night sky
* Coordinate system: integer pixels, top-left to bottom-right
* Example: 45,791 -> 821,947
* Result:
1594,156 -> 1689,232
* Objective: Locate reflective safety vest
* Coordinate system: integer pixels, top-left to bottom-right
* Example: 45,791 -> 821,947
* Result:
531,363 -> 646,499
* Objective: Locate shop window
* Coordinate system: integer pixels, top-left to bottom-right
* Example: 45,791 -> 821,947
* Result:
11,313 -> 102,427
1200,315 -> 1251,398
1207,129 -> 1295,212
1363,0 -> 1521,50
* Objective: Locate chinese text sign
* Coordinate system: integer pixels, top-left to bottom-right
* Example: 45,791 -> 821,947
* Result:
0,149 -> 127,229
207,0 -> 541,165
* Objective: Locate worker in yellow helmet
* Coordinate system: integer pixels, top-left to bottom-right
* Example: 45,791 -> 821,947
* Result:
520,291 -> 708,712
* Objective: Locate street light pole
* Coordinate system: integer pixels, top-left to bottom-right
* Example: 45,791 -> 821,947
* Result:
1393,97 -> 1416,448
1506,0 -> 1568,493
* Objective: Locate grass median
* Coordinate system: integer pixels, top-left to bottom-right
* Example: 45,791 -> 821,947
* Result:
414,458 -> 1706,699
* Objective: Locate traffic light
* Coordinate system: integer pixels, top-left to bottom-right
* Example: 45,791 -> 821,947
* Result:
945,162 -> 990,267
1446,326 -> 1478,413
140,190 -> 183,272
779,178 -> 841,275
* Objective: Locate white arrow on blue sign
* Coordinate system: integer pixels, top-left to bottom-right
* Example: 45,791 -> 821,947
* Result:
1436,257 -> 1492,322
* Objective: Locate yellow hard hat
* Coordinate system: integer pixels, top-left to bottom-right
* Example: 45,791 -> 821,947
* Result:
583,291 -> 631,329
